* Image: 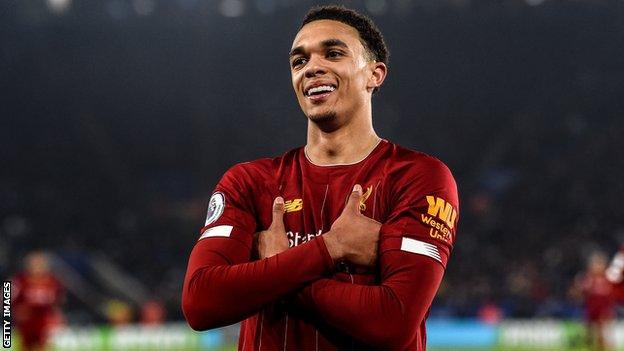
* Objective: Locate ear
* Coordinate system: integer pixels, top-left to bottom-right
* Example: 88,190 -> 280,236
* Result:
366,61 -> 387,92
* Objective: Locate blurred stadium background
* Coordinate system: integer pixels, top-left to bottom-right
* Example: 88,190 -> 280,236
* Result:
2,0 -> 624,350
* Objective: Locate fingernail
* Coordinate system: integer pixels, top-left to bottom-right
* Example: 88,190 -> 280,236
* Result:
275,196 -> 284,204
353,184 -> 362,193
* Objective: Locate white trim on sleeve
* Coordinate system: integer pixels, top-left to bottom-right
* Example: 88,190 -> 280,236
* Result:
199,225 -> 233,240
400,237 -> 442,263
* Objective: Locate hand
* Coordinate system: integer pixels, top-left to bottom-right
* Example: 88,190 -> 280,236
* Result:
256,197 -> 290,259
323,184 -> 381,267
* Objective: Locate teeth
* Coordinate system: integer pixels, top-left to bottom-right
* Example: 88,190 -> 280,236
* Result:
307,85 -> 335,96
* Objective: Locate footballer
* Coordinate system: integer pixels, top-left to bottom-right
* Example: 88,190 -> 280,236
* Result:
182,5 -> 459,350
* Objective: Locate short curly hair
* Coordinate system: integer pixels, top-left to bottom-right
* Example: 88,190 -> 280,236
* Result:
301,5 -> 390,66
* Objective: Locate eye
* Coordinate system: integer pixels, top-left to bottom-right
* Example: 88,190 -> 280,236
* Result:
291,57 -> 307,68
327,50 -> 343,58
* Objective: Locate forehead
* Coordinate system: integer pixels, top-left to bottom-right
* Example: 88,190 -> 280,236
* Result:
292,19 -> 363,51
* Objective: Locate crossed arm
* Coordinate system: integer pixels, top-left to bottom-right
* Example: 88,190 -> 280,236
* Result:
182,185 -> 379,330
183,179 -> 455,348
182,233 -> 333,330
292,254 -> 444,349
256,188 -> 448,348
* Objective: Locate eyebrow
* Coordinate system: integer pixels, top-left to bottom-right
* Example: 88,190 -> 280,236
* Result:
289,38 -> 349,57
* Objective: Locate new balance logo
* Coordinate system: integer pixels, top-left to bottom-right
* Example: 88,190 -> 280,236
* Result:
284,198 -> 303,213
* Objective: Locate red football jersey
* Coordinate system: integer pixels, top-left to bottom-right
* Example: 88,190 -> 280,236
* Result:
12,272 -> 64,348
580,272 -> 615,322
13,273 -> 63,323
182,140 -> 459,350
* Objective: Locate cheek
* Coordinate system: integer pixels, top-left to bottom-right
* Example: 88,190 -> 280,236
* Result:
292,70 -> 303,89
339,69 -> 365,94
291,74 -> 298,92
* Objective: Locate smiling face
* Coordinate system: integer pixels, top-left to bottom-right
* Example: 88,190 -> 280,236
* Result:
290,20 -> 385,127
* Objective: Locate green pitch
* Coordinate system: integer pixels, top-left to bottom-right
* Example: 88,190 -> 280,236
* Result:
430,348 -> 607,351
128,348 -> 600,351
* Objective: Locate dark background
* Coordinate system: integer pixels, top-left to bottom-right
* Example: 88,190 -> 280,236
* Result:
2,0 -> 623,323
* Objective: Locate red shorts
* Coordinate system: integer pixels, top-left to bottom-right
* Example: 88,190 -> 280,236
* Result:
18,320 -> 50,347
586,306 -> 614,323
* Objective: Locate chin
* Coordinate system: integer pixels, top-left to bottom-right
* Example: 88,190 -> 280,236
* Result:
306,111 -> 337,124
306,111 -> 342,133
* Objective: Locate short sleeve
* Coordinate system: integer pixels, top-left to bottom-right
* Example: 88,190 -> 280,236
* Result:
198,165 -> 258,253
379,158 -> 459,268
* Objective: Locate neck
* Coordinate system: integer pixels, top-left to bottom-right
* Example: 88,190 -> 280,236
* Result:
305,109 -> 380,166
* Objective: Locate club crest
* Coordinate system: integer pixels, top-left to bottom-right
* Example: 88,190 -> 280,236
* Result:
205,192 -> 225,226
359,186 -> 373,211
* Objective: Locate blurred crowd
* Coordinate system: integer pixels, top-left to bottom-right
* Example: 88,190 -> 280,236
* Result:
2,0 -> 623,325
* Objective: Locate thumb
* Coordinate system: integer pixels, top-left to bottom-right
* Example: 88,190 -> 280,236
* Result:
270,197 -> 286,231
346,184 -> 363,213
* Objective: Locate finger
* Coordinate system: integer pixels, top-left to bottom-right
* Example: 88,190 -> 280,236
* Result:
270,197 -> 286,231
346,184 -> 363,213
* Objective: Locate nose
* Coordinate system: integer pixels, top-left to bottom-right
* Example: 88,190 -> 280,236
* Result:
304,55 -> 327,78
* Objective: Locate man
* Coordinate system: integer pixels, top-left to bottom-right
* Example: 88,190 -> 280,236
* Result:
182,6 -> 459,350
12,251 -> 64,351
573,252 -> 616,351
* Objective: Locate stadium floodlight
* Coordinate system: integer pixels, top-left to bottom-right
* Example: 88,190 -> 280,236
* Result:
219,0 -> 245,18
46,0 -> 72,14
133,0 -> 156,16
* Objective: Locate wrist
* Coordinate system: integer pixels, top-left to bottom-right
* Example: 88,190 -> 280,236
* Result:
322,230 -> 344,261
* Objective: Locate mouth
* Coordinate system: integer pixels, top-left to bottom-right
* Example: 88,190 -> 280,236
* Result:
304,84 -> 336,102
